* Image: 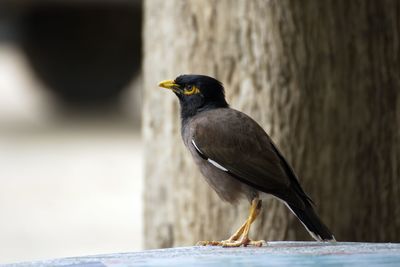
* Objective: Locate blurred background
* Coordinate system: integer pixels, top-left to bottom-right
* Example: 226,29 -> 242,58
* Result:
0,0 -> 143,264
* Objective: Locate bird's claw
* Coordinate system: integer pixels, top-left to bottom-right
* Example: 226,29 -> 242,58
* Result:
221,238 -> 265,247
196,239 -> 265,247
196,240 -> 223,246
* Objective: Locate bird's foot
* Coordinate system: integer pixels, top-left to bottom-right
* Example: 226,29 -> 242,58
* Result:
221,237 -> 265,247
196,238 -> 265,247
197,199 -> 265,248
196,237 -> 240,246
196,240 -> 224,246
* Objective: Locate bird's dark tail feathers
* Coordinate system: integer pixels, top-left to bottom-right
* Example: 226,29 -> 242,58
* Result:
287,203 -> 335,242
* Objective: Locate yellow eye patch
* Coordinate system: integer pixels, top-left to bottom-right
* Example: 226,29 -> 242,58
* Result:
183,85 -> 200,95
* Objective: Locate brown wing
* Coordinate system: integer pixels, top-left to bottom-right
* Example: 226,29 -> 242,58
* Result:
192,108 -> 295,197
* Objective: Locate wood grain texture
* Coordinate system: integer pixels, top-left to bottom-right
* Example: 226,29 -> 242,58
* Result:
143,0 -> 400,248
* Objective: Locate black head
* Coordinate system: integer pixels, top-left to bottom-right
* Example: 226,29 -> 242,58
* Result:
159,74 -> 229,120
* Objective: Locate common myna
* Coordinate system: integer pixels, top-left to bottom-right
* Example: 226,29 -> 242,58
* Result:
159,74 -> 335,247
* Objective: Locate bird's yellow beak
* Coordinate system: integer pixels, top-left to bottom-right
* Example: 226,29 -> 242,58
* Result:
158,79 -> 179,90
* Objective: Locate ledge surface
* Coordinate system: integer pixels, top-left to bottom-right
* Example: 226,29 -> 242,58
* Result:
4,242 -> 400,267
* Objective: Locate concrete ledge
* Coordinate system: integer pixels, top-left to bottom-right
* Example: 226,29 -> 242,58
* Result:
4,242 -> 400,267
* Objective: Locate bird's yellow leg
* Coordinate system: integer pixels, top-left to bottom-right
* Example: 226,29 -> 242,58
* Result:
197,198 -> 265,247
221,198 -> 265,247
225,220 -> 248,242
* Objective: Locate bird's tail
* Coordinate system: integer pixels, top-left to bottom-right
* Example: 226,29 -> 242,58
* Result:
286,202 -> 335,241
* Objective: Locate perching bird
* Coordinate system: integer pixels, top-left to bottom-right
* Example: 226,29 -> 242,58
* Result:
159,74 -> 335,247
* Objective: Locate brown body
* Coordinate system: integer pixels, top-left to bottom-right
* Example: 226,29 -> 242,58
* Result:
182,110 -> 257,203
182,108 -> 305,207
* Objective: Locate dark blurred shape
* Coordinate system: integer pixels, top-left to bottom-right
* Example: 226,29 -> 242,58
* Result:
20,1 -> 142,107
0,4 -> 21,43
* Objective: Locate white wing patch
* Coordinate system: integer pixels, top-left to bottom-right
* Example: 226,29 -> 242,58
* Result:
207,159 -> 228,172
191,139 -> 228,172
191,139 -> 202,155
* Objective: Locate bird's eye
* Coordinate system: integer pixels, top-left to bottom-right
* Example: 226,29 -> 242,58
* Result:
183,85 -> 199,95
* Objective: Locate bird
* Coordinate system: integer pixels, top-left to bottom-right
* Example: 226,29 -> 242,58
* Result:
158,74 -> 335,247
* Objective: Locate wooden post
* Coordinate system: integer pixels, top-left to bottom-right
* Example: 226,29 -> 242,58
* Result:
143,0 -> 400,248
